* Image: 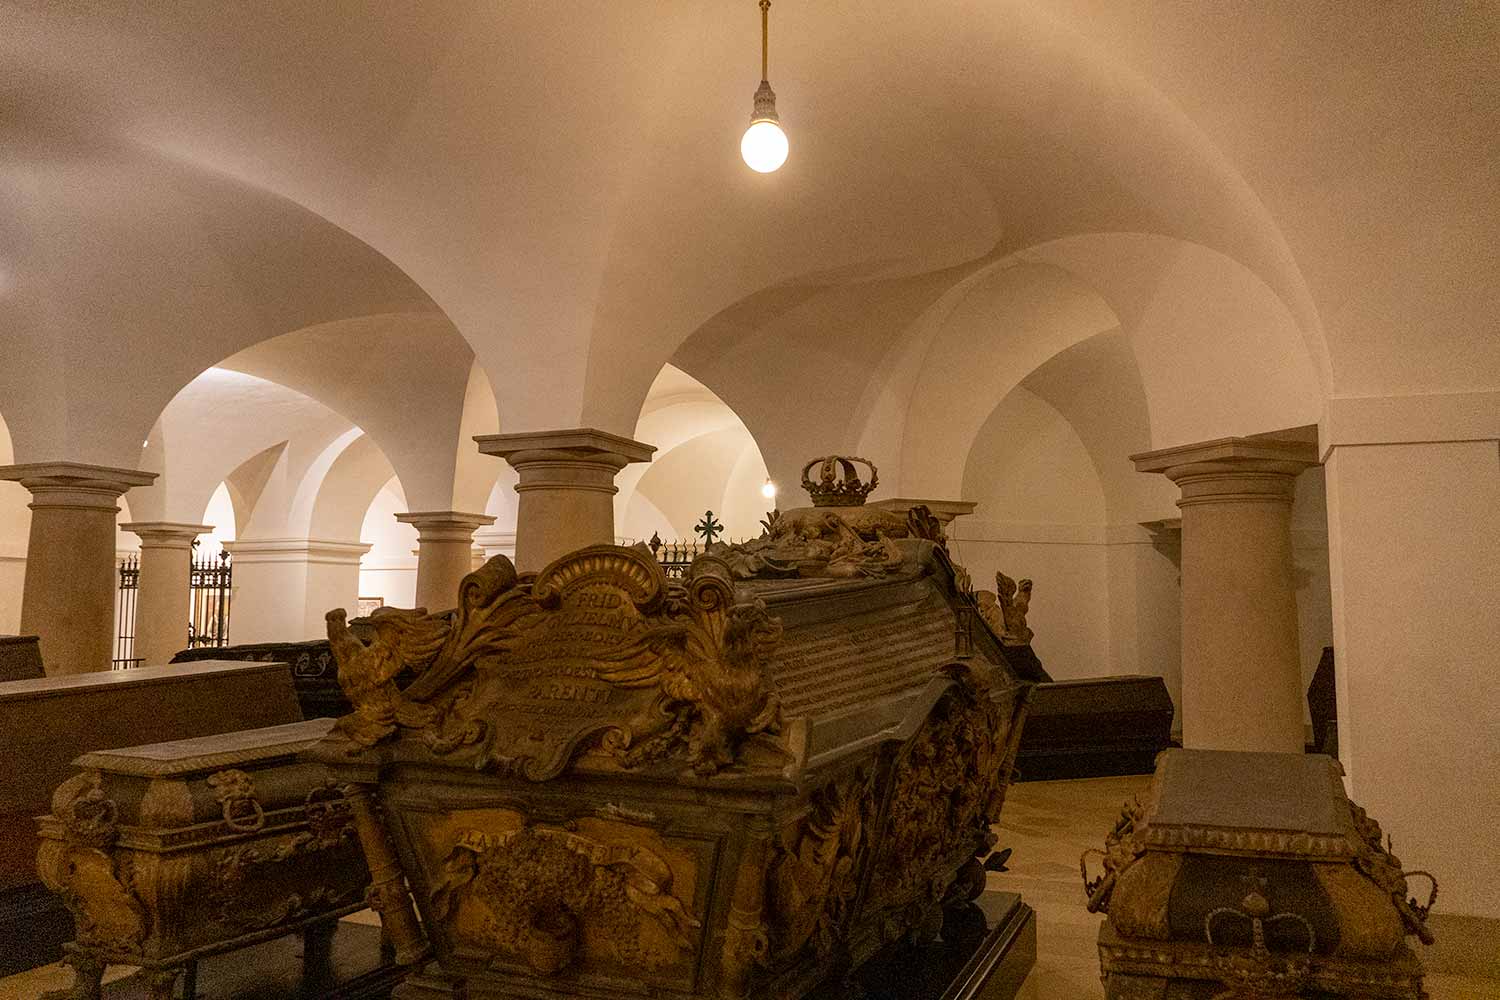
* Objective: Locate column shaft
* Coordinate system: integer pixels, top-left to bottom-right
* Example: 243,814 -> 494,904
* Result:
476,429 -> 654,572
1134,438 -> 1318,752
0,463 -> 156,674
123,522 -> 210,666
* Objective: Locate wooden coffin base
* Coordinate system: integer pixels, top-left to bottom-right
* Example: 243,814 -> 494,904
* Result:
394,892 -> 1036,1000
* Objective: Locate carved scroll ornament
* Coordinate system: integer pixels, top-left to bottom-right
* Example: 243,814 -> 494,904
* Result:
326,545 -> 783,778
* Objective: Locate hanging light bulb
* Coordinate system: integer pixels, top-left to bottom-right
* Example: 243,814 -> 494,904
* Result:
761,478 -> 778,500
741,0 -> 788,173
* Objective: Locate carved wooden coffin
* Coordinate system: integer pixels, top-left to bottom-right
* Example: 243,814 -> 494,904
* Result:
1084,750 -> 1435,999
36,718 -> 370,974
311,525 -> 1039,999
0,659 -> 304,975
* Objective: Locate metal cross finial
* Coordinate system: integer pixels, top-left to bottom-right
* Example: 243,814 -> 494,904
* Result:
694,510 -> 725,545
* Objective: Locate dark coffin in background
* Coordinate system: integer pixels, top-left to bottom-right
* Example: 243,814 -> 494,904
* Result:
0,660 -> 303,975
174,639 -> 347,719
1308,645 -> 1337,756
0,635 -> 43,682
1014,675 -> 1174,781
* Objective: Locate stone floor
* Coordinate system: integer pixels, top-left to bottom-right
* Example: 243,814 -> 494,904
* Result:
5,776 -> 1495,999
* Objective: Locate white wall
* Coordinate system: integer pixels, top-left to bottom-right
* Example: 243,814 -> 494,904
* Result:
358,480 -> 418,609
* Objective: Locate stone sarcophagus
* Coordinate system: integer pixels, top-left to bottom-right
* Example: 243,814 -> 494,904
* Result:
36,718 -> 371,1000
1083,750 -> 1437,999
311,467 -> 1039,999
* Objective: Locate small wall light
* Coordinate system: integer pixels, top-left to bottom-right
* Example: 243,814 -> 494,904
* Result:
761,479 -> 778,500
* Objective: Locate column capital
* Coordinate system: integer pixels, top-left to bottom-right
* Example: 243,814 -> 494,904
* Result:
121,521 -> 212,549
476,427 -> 656,465
394,510 -> 496,543
0,461 -> 157,511
868,497 -> 977,526
1132,436 -> 1319,508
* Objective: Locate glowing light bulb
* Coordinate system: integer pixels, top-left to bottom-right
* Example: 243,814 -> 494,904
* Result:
741,119 -> 788,173
761,479 -> 778,500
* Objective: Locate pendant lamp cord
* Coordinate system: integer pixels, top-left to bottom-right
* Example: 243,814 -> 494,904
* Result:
760,0 -> 771,82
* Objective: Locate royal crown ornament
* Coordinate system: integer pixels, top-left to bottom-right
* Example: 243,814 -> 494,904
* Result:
800,455 -> 879,507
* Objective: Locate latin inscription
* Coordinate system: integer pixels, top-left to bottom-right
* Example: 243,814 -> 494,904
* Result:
772,601 -> 955,717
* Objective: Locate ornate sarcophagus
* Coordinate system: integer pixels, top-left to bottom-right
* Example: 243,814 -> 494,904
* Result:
36,718 -> 371,1000
311,457 -> 1040,999
1083,749 -> 1437,999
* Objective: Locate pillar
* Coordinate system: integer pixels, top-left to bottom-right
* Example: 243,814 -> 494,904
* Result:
223,538 -> 370,643
121,522 -> 210,667
0,462 -> 156,674
1133,436 -> 1318,752
392,511 -> 496,611
475,429 -> 655,571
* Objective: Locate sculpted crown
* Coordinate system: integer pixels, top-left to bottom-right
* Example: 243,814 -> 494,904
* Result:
801,455 -> 879,507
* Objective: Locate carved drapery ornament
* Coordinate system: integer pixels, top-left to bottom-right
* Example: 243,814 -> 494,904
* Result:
326,545 -> 783,778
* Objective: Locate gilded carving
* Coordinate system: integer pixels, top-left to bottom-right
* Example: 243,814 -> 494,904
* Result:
766,769 -> 876,961
1347,801 -> 1437,945
207,768 -> 264,832
36,774 -> 147,958
327,546 -> 783,777
1083,797 -> 1150,913
428,823 -> 702,976
709,456 -> 948,581
871,665 -> 1012,910
976,572 -> 1033,646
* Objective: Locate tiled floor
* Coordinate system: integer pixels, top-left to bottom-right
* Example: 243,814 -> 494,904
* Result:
6,776 -> 1495,999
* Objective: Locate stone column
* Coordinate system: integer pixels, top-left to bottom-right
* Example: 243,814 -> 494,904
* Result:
121,522 -> 210,667
1133,436 -> 1318,752
0,462 -> 156,674
475,429 -> 655,572
393,511 -> 496,611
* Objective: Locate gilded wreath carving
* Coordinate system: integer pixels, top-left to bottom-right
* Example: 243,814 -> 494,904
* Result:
427,824 -> 702,976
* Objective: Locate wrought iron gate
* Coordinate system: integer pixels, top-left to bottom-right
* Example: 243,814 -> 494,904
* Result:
188,548 -> 232,649
112,546 -> 232,669
113,554 -> 140,669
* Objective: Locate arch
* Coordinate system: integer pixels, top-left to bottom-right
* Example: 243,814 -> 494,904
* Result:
617,364 -> 770,542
